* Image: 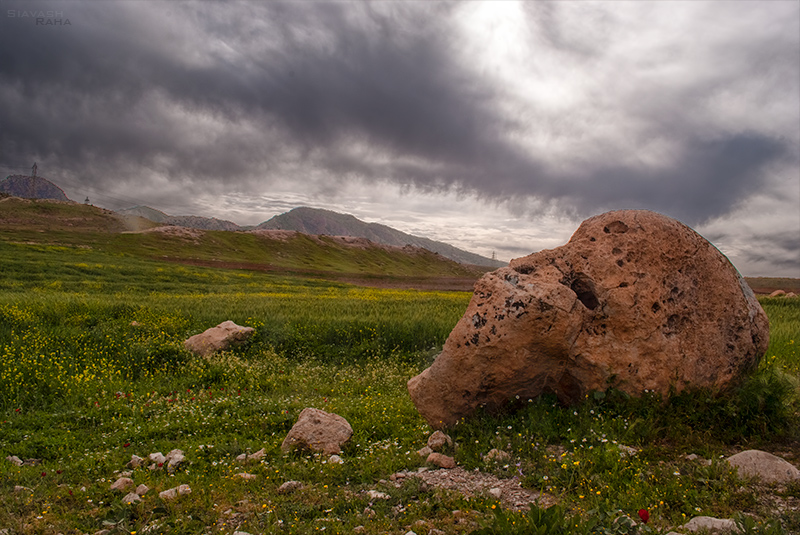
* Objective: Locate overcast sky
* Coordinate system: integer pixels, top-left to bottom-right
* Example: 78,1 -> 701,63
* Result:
1,1 -> 798,276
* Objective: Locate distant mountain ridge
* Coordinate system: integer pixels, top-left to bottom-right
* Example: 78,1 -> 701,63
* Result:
2,173 -> 502,267
258,207 -> 504,267
118,206 -> 241,231
0,175 -> 70,201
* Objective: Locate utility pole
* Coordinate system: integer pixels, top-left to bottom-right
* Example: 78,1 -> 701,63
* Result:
28,162 -> 37,199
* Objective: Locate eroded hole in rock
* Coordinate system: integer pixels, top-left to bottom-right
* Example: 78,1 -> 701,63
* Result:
603,221 -> 629,234
513,265 -> 535,275
652,302 -> 661,313
569,275 -> 600,310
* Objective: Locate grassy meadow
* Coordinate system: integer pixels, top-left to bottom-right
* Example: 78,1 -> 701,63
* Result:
1,238 -> 799,534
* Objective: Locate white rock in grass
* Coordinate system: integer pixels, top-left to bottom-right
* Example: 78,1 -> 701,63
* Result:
488,488 -> 502,499
149,452 -> 166,465
683,516 -> 736,532
166,449 -> 185,472
235,453 -> 248,463
110,477 -> 134,492
727,450 -> 800,484
367,490 -> 391,500
135,484 -> 149,496
233,532 -> 253,535
6,455 -> 23,466
329,455 -> 343,464
248,448 -> 266,462
127,455 -> 145,469
122,492 -> 141,504
159,484 -> 191,500
235,472 -> 257,480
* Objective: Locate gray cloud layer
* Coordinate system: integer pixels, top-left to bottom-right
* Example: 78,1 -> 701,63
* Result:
1,1 -> 798,272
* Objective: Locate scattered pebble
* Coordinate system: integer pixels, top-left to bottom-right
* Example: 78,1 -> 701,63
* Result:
158,484 -> 191,500
277,480 -> 303,494
122,492 -> 141,504
367,490 -> 391,500
110,477 -> 134,492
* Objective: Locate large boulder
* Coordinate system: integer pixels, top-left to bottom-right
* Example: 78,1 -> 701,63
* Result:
408,210 -> 769,428
184,321 -> 254,357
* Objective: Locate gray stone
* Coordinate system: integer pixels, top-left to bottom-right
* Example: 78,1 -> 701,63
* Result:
727,449 -> 800,484
683,516 -> 736,533
122,492 -> 141,504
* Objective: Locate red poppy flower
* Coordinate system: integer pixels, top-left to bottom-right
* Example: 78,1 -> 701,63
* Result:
638,509 -> 649,524
123,443 -> 130,448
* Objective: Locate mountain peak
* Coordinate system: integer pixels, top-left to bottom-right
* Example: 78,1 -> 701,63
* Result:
258,206 -> 504,267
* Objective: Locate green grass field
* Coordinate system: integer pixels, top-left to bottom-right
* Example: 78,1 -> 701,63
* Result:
1,236 -> 799,534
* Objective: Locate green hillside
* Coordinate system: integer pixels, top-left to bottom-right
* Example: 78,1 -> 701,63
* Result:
0,197 -> 486,284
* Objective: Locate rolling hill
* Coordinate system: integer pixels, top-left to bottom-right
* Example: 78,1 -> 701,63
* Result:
0,196 -> 488,288
258,207 -> 504,267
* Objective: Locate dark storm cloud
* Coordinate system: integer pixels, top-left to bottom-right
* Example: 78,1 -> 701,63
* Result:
0,1 -> 797,227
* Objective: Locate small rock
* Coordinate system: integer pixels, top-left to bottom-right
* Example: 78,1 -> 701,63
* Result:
277,480 -> 303,494
427,431 -> 452,452
184,320 -> 255,357
136,484 -> 149,496
404,531 -> 417,535
232,532 -> 253,535
281,408 -> 353,455
127,454 -> 145,469
149,452 -> 166,465
235,453 -> 248,463
122,492 -> 141,504
427,452 -> 456,469
488,488 -> 502,499
329,454 -> 343,464
727,450 -> 800,484
353,527 -> 366,534
6,455 -> 23,466
248,448 -> 266,462
14,485 -> 31,493
21,458 -> 41,466
159,484 -> 191,501
618,445 -> 638,457
769,290 -> 786,297
363,507 -> 376,518
367,490 -> 391,500
484,449 -> 511,462
165,449 -> 184,470
235,473 -> 257,480
428,530 -> 446,535
110,477 -> 134,492
683,516 -> 736,533
417,446 -> 433,457
686,454 -> 699,461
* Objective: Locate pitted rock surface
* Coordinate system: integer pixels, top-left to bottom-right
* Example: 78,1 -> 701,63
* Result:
408,210 -> 769,428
